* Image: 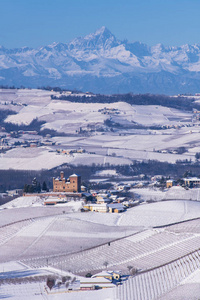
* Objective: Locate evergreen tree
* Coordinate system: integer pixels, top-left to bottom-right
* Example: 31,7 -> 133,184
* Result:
23,184 -> 28,193
37,182 -> 41,193
27,185 -> 34,193
42,181 -> 47,191
32,177 -> 37,191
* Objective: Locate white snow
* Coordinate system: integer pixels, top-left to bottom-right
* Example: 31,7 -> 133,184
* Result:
133,186 -> 200,202
0,89 -> 198,169
95,169 -> 119,176
0,196 -> 42,209
0,147 -> 74,170
119,200 -> 200,227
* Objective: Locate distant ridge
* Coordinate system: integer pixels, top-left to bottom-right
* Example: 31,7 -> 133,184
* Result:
1,27 -> 200,94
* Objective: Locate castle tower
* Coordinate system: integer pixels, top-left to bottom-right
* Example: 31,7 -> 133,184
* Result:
60,171 -> 64,180
53,171 -> 81,193
69,174 -> 81,192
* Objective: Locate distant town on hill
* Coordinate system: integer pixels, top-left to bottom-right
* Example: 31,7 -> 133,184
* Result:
0,88 -> 200,195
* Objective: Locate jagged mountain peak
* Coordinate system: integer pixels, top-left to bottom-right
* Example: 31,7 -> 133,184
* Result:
151,43 -> 165,53
1,28 -> 200,94
90,26 -> 114,38
42,42 -> 68,52
69,26 -> 119,50
125,41 -> 150,57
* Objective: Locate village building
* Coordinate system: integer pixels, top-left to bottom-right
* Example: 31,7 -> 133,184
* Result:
46,269 -> 121,294
116,197 -> 126,203
96,193 -> 109,200
108,203 -> 125,213
183,177 -> 200,187
166,180 -> 175,188
53,171 -> 81,193
84,202 -> 125,213
84,203 -> 108,213
44,196 -> 66,205
80,277 -> 115,290
96,197 -> 111,204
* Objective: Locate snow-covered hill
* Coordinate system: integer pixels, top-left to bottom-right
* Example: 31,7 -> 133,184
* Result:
1,27 -> 200,94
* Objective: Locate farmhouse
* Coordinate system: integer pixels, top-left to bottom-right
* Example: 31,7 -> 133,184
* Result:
108,203 -> 125,213
84,203 -> 125,213
44,196 -> 66,205
166,180 -> 175,188
80,277 -> 115,289
183,177 -> 200,187
53,171 -> 81,193
84,203 -> 108,213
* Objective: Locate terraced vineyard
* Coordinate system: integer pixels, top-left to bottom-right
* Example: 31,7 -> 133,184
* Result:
21,223 -> 200,274
2,201 -> 200,299
116,250 -> 200,300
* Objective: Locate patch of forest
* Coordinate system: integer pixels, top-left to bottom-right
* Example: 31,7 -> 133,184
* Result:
3,118 -> 45,132
0,110 -> 17,126
1,160 -> 200,193
0,110 -> 46,133
51,93 -> 199,111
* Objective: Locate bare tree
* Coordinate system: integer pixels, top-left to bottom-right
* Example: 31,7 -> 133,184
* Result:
103,261 -> 109,270
46,277 -> 55,290
127,265 -> 133,274
130,268 -> 138,276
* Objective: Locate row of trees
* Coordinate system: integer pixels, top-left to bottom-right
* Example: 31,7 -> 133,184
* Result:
1,85 -> 199,111
51,93 -> 199,112
23,178 -> 48,193
1,160 -> 200,193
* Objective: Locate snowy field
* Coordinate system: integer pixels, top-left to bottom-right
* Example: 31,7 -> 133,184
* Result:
71,199 -> 200,227
117,249 -> 200,300
0,279 -> 115,300
119,200 -> 200,227
1,89 -> 200,298
0,147 -> 74,170
133,186 -> 200,202
0,202 -> 138,263
0,89 -> 198,170
1,197 -> 200,299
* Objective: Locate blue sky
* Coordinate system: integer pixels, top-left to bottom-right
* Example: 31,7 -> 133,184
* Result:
1,0 -> 200,48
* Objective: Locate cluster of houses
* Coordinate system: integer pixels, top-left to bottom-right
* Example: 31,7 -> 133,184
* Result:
24,171 -> 200,210
24,170 -> 200,213
98,107 -> 120,115
56,148 -> 85,155
0,130 -> 56,150
166,177 -> 200,188
46,270 -> 123,294
193,109 -> 200,121
83,189 -> 132,213
161,124 -> 192,129
40,171 -> 136,213
128,174 -> 200,190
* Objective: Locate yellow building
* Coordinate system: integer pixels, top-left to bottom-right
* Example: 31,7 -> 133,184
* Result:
166,180 -> 174,188
84,203 -> 108,213
183,177 -> 200,187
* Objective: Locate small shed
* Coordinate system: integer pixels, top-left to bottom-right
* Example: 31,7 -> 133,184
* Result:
108,203 -> 125,213
166,180 -> 175,188
80,276 -> 114,289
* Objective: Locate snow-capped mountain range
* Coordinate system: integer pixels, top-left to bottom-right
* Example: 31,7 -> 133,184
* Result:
1,26 -> 200,94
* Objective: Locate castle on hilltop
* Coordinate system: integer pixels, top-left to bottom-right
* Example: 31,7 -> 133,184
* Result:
53,171 -> 81,193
